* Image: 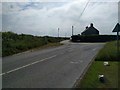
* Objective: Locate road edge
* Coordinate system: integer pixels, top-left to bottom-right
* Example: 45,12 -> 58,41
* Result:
72,52 -> 98,88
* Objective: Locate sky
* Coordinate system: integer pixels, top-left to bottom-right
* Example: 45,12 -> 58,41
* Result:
1,0 -> 120,37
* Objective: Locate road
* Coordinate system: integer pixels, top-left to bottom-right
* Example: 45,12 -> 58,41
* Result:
2,40 -> 104,88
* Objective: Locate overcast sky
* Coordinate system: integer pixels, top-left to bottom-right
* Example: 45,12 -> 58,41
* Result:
1,0 -> 119,37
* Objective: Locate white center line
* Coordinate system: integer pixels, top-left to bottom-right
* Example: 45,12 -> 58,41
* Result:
0,55 -> 57,76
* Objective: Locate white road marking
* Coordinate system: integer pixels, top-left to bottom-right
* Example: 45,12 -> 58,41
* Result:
92,48 -> 96,51
0,73 -> 5,76
0,55 -> 57,76
79,60 -> 83,63
70,61 -> 78,64
68,49 -> 73,52
70,60 -> 83,64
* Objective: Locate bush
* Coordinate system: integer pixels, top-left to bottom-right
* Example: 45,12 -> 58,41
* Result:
71,35 -> 118,42
2,32 -> 65,57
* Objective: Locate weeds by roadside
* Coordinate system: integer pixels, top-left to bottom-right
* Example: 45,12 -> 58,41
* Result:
2,31 -> 67,57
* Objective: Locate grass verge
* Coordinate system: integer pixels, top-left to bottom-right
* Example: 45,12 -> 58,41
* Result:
77,61 -> 118,88
95,41 -> 120,61
77,40 -> 119,88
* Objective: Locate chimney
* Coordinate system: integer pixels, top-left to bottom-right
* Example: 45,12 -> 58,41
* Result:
86,26 -> 88,29
90,23 -> 93,27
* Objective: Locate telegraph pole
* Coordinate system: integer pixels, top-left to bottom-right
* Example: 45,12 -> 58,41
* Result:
72,26 -> 74,36
58,28 -> 60,42
44,36 -> 48,44
58,28 -> 59,38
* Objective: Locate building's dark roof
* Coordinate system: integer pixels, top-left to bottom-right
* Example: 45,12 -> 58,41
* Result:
112,23 -> 120,32
81,23 -> 99,35
82,26 -> 98,33
81,23 -> 99,34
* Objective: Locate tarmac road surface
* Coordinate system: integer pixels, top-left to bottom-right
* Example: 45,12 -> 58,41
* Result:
2,40 -> 104,88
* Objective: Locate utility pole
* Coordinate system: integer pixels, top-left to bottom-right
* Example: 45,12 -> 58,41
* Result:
58,28 -> 60,42
72,26 -> 74,36
58,28 -> 59,38
44,36 -> 48,44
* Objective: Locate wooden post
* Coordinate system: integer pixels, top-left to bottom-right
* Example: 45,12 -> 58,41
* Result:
72,26 -> 74,36
58,28 -> 59,42
117,31 -> 119,61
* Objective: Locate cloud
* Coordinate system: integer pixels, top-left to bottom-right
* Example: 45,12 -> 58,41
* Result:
2,1 -> 118,36
1,0 -> 120,2
80,2 -> 118,34
0,3 -> 1,31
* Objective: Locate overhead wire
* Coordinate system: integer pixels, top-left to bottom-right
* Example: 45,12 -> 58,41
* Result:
72,0 -> 91,35
73,0 -> 91,26
78,0 -> 91,19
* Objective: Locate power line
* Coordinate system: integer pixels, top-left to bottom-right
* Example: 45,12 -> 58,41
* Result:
78,0 -> 91,19
73,0 -> 90,26
72,0 -> 90,35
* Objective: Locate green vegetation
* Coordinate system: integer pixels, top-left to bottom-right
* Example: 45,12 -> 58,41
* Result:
77,61 -> 118,88
2,31 -> 67,57
77,41 -> 119,88
95,41 -> 120,61
0,32 -> 2,57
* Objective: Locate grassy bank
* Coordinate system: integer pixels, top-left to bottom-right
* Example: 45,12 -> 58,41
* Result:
2,32 -> 67,57
95,41 -> 120,61
77,40 -> 119,88
77,61 -> 118,88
